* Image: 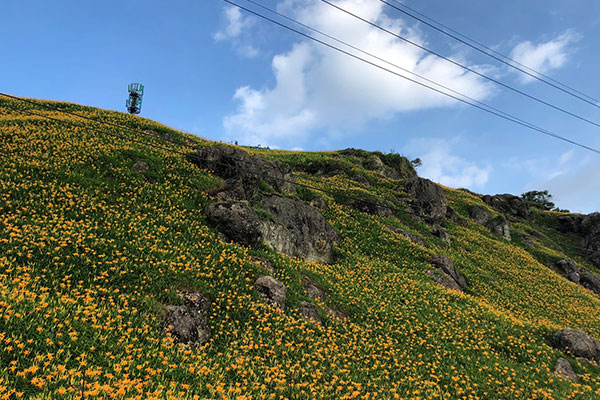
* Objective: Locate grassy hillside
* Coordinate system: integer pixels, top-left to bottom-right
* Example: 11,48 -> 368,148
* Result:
1,96 -> 600,399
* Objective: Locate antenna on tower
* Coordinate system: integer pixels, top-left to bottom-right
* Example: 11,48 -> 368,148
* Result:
126,83 -> 144,114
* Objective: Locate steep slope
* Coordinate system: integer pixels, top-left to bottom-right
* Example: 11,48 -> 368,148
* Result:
1,96 -> 600,399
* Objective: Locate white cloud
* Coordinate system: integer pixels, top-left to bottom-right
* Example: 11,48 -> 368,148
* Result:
221,0 -> 495,147
403,137 -> 491,189
510,30 -> 581,83
214,6 -> 258,58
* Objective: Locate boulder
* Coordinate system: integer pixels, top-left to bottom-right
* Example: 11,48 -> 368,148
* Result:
205,202 -> 263,247
255,275 -> 287,309
432,225 -> 451,244
553,329 -> 600,361
522,234 -> 535,247
582,213 -> 600,268
402,177 -> 448,223
482,194 -> 530,219
298,301 -> 322,324
554,358 -> 579,382
469,206 -> 491,225
188,146 -> 295,200
429,254 -> 467,291
131,161 -> 149,173
486,216 -> 511,241
554,259 -> 581,284
350,198 -> 393,218
259,196 -> 340,264
580,272 -> 600,295
302,275 -> 327,301
388,226 -> 428,248
163,292 -> 211,346
557,215 -> 583,233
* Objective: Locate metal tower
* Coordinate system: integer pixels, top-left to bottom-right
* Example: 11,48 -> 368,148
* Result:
126,83 -> 144,114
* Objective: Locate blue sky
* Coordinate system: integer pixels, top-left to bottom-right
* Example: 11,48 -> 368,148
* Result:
2,0 -> 600,213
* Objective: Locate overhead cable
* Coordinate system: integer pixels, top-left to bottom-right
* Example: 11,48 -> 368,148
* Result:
221,0 -> 600,155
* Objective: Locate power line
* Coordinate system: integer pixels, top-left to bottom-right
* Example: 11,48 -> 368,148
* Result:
379,0 -> 600,108
241,0 -> 595,155
221,0 -> 600,155
318,0 -> 600,130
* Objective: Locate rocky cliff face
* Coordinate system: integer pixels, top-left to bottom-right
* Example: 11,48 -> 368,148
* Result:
192,146 -> 339,264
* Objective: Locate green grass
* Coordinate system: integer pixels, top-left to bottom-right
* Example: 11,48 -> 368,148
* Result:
1,96 -> 600,399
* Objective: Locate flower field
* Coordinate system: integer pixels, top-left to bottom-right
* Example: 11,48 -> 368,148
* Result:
1,96 -> 600,399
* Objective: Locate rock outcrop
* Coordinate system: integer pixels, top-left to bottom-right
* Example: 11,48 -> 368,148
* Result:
582,213 -> 600,268
431,225 -> 451,244
163,291 -> 211,346
131,161 -> 149,174
580,272 -> 600,295
428,254 -> 467,292
189,146 -> 295,200
557,215 -> 584,233
553,329 -> 600,361
302,275 -> 327,301
205,202 -> 263,247
298,301 -> 322,324
259,196 -> 340,264
402,177 -> 448,224
486,216 -> 511,241
255,275 -> 287,309
350,198 -> 392,218
194,147 -> 339,263
469,206 -> 491,225
482,194 -> 531,220
554,358 -> 579,382
553,258 -> 581,284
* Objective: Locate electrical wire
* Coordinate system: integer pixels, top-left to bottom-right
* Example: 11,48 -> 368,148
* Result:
221,0 -> 600,155
318,0 -> 600,130
380,0 -> 600,108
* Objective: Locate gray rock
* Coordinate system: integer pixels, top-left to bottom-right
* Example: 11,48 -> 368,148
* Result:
131,161 -> 149,173
205,202 -> 263,247
302,275 -> 327,301
582,213 -> 600,268
350,198 -> 392,218
188,146 -> 295,200
553,329 -> 600,361
402,177 -> 448,224
554,358 -> 579,382
469,206 -> 492,225
482,194 -> 531,220
486,216 -> 511,241
164,292 -> 211,346
555,259 -> 580,277
298,301 -> 322,324
580,272 -> 600,295
426,269 -> 463,292
557,215 -> 583,233
259,196 -> 340,264
430,254 -> 467,291
432,225 -> 451,244
389,226 -> 428,248
255,275 -> 287,309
